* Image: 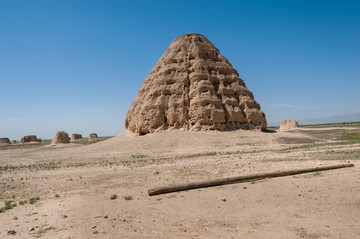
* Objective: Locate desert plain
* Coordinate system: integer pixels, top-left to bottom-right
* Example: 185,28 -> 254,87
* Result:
0,124 -> 360,238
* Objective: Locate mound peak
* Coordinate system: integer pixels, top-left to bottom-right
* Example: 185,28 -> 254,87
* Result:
125,33 -> 267,135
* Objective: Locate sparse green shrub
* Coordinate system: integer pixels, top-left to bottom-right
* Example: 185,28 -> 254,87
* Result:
29,196 -> 40,204
0,200 -> 17,213
37,226 -> 56,236
131,154 -> 148,159
124,195 -> 133,201
26,212 -> 38,216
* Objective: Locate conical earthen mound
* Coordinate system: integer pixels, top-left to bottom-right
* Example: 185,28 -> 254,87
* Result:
125,33 -> 267,135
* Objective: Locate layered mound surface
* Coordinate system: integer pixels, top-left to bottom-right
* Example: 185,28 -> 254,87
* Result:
125,33 -> 267,135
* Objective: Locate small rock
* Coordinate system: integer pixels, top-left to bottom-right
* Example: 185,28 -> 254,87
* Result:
221,198 -> 227,202
93,231 -> 99,234
29,227 -> 35,231
13,217 -> 18,220
7,230 -> 16,235
91,225 -> 97,229
104,215 -> 108,219
62,215 -> 68,218
243,186 -> 247,189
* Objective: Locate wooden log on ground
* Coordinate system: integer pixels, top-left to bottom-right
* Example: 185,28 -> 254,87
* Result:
148,163 -> 354,196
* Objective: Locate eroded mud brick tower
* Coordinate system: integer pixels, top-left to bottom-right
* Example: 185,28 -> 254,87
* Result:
125,33 -> 267,135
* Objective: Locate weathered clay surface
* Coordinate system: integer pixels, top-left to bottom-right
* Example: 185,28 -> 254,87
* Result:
125,33 -> 267,135
20,135 -> 39,143
71,134 -> 83,140
88,133 -> 98,139
0,138 -> 11,144
51,131 -> 70,144
280,120 -> 299,131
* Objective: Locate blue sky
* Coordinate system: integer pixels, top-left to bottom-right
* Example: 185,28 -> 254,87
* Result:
1,0 -> 359,140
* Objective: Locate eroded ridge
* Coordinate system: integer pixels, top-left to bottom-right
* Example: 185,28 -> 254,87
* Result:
125,33 -> 267,135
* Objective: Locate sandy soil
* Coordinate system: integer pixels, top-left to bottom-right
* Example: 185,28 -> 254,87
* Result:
0,127 -> 359,238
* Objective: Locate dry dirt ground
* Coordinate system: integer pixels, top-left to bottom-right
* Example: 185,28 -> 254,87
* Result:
0,124 -> 360,238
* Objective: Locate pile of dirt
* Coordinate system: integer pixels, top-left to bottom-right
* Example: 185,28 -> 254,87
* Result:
125,33 -> 267,135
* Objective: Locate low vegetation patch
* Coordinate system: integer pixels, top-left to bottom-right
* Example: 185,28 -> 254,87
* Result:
303,127 -> 360,143
124,195 -> 133,201
71,137 -> 112,145
29,196 -> 40,204
0,200 -> 17,213
36,225 -> 56,237
131,154 -> 148,159
344,132 -> 360,141
0,141 -> 51,150
26,212 -> 38,216
278,141 -> 358,153
0,196 -> 41,213
0,162 -> 62,172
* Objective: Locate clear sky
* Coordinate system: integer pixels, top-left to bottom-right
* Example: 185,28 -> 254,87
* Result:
1,0 -> 359,140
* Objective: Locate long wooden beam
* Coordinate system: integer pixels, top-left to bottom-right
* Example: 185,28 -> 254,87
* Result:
148,163 -> 354,196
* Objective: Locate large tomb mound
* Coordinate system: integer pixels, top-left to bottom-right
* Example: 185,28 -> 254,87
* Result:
125,33 -> 267,135
51,131 -> 70,144
280,119 -> 299,131
20,135 -> 40,143
0,138 -> 11,144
